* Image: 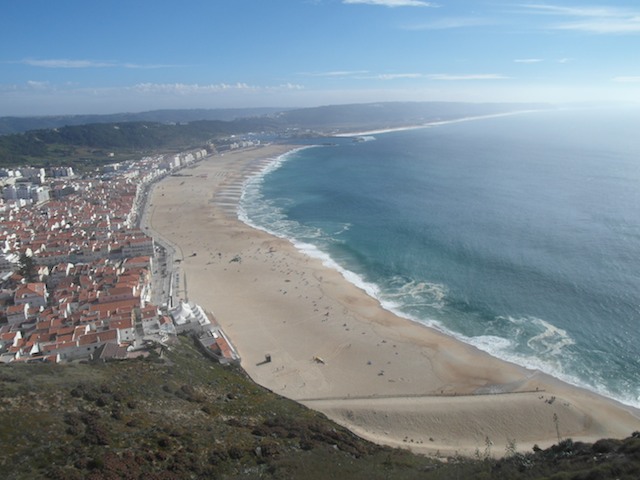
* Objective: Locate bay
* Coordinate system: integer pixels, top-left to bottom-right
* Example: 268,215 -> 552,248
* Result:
240,107 -> 640,408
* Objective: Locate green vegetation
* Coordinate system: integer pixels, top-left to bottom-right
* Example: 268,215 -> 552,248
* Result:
1,337 -> 639,479
0,108 -> 287,136
0,102 -> 552,171
17,253 -> 37,283
0,118 -> 280,170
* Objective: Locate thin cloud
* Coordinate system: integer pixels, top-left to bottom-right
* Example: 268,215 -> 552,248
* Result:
521,4 -> 633,18
23,59 -> 113,68
557,19 -> 640,34
426,74 -> 509,81
5,81 -> 304,96
343,0 -> 437,7
300,70 -> 370,77
514,58 -> 543,63
26,80 -> 51,90
376,73 -> 423,80
612,76 -> 640,83
132,83 -> 255,94
402,17 -> 495,30
130,82 -> 304,94
120,62 -> 184,69
305,71 -> 424,80
21,58 -> 181,69
521,4 -> 640,34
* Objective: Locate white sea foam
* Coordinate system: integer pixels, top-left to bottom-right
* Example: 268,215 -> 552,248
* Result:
526,318 -> 576,356
460,315 -> 575,379
238,146 -> 315,227
468,335 -> 515,352
333,223 -> 351,236
453,316 -> 640,409
293,240 -> 384,302
383,277 -> 447,310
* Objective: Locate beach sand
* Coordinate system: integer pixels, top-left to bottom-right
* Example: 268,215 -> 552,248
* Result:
146,144 -> 640,457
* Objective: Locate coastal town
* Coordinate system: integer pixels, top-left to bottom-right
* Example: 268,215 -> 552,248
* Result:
0,144 -> 251,365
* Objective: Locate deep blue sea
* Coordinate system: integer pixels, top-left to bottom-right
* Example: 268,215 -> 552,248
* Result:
239,107 -> 640,408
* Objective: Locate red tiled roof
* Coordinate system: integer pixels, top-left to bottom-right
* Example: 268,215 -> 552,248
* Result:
77,329 -> 118,346
108,317 -> 133,330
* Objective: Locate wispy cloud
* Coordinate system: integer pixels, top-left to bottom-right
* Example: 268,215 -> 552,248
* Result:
121,62 -> 183,69
5,81 -> 304,96
26,80 -> 51,90
514,58 -> 543,63
521,4 -> 640,34
301,70 -> 440,81
376,73 -> 423,80
23,59 -> 112,68
316,71 -> 509,81
402,17 -> 494,30
312,71 -> 507,81
130,82 -> 304,94
426,74 -> 509,81
299,70 -> 370,77
343,0 -> 436,7
0,80 -> 308,115
20,58 -> 181,69
612,76 -> 640,83
521,4 -> 631,17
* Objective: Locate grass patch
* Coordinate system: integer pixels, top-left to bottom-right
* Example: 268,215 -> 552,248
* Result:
1,337 -> 639,479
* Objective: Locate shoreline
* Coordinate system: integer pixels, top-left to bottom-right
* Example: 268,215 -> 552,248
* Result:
234,140 -> 638,412
146,143 -> 640,457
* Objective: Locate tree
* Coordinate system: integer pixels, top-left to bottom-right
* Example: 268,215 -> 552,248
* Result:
18,252 -> 37,282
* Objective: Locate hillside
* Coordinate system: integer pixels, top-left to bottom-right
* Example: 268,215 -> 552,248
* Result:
274,101 -> 549,131
0,102 -> 552,169
0,117 -> 281,170
1,337 -> 638,480
0,108 -> 288,136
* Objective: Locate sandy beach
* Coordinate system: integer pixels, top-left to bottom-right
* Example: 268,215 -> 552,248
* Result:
146,144 -> 640,457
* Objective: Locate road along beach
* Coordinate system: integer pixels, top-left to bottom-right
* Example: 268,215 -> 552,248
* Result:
146,144 -> 640,456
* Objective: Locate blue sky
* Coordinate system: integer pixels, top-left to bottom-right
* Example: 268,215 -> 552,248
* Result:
2,0 -> 640,115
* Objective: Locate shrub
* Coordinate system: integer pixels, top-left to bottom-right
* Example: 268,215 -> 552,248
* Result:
592,438 -> 621,454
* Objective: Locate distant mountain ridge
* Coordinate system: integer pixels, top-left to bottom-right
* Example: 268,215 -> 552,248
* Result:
0,102 -> 553,168
274,101 -> 551,131
0,102 -> 550,136
0,107 -> 288,136
0,117 -> 282,169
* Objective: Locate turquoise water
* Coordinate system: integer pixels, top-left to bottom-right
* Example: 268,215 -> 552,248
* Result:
239,107 -> 640,408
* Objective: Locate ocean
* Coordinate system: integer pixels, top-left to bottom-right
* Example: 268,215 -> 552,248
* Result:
239,107 -> 640,409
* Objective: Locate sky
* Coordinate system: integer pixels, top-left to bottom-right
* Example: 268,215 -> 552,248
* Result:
2,0 -> 640,116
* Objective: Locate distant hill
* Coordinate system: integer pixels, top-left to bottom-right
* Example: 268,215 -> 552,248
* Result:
0,107 -> 288,135
0,102 -> 553,169
0,102 -> 551,136
0,117 -> 282,169
275,101 -> 551,131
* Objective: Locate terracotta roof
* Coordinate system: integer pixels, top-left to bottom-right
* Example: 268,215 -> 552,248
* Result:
15,282 -> 47,298
6,304 -> 26,314
77,329 -> 118,346
108,317 -> 134,330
